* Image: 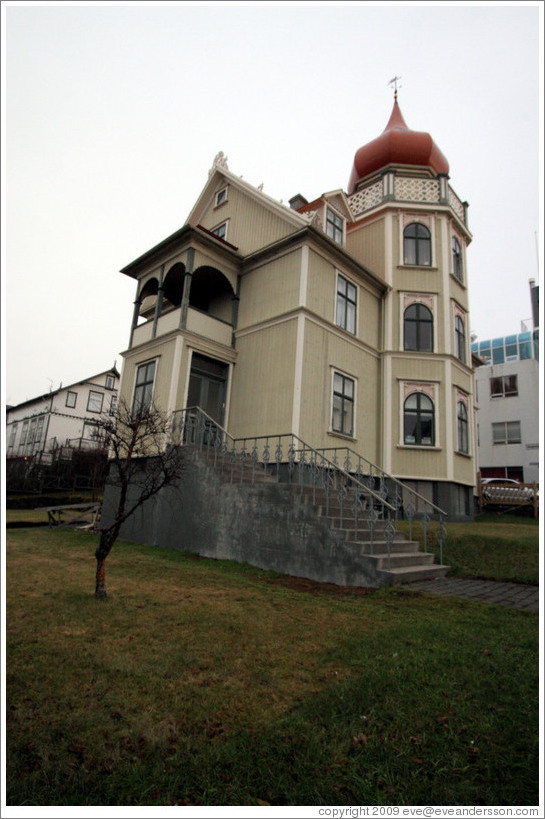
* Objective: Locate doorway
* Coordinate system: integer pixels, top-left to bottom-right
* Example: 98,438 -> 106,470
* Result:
187,353 -> 229,426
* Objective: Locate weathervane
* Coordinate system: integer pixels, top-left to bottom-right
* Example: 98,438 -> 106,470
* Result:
388,75 -> 402,101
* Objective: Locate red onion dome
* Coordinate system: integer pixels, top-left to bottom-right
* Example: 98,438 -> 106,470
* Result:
348,100 -> 449,194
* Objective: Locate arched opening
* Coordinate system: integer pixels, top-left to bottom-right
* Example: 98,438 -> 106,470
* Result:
162,263 -> 185,310
137,278 -> 159,324
189,266 -> 235,323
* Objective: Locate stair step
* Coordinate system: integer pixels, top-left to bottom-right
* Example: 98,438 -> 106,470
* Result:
363,551 -> 435,569
345,540 -> 420,554
378,564 -> 450,585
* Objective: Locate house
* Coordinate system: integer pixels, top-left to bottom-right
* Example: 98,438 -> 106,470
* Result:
115,93 -> 476,523
6,366 -> 120,460
471,280 -> 539,484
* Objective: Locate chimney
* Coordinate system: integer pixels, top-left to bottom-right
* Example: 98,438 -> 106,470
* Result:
289,194 -> 308,211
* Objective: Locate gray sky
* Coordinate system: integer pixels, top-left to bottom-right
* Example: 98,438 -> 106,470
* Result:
2,1 -> 542,407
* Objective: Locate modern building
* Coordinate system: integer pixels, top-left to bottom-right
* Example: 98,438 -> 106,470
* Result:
6,366 -> 120,460
471,281 -> 540,484
115,93 -> 477,519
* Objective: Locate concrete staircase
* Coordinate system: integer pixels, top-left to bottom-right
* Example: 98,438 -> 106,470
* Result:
194,444 -> 450,587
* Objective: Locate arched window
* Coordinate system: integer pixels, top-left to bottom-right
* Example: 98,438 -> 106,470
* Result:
404,303 -> 433,352
455,315 -> 466,363
457,401 -> 469,453
404,392 -> 435,446
452,237 -> 463,282
403,223 -> 431,266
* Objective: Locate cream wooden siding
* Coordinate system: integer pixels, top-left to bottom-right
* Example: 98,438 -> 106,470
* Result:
228,320 -> 298,438
305,249 -> 382,350
237,249 -> 302,329
199,185 -> 298,256
298,320 -> 381,462
346,218 -> 386,278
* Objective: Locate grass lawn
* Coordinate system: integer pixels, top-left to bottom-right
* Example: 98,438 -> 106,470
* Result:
5,528 -> 540,807
398,514 -> 540,584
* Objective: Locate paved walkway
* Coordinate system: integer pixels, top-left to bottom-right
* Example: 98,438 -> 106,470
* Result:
404,577 -> 539,612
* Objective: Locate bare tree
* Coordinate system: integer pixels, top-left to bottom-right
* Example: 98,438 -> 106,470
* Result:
94,399 -> 184,598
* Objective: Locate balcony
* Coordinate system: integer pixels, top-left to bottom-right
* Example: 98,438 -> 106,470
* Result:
131,306 -> 232,348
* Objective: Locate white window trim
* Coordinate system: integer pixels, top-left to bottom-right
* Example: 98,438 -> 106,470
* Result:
66,390 -> 77,408
329,366 -> 357,439
210,219 -> 229,241
325,205 -> 346,245
400,292 -> 437,352
214,186 -> 229,208
335,270 -> 358,336
398,380 -> 441,449
399,214 -> 436,268
87,390 -> 104,413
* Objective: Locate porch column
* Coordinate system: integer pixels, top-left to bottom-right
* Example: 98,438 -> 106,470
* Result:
180,247 -> 195,329
152,264 -> 165,339
128,286 -> 142,349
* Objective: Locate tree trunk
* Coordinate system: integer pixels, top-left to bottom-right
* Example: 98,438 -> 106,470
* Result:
95,556 -> 107,598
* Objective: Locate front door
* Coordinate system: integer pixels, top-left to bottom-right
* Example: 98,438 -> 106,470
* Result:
187,353 -> 228,426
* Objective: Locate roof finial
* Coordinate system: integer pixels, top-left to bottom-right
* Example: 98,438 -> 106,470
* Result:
388,75 -> 402,101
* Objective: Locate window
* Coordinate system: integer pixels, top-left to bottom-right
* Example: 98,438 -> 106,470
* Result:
457,401 -> 469,453
87,391 -> 104,413
336,275 -> 357,334
404,392 -> 435,446
66,391 -> 77,408
211,221 -> 227,240
326,207 -> 344,244
490,375 -> 518,398
403,223 -> 431,266
133,360 -> 157,417
332,372 -> 354,436
34,416 -> 45,450
105,375 -> 115,390
215,187 -> 228,207
404,303 -> 433,352
492,421 -> 521,445
452,237 -> 463,282
20,420 -> 29,447
455,315 -> 466,363
9,423 -> 18,447
109,395 -> 118,416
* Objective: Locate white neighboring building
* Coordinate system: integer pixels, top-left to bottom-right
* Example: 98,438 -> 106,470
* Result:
472,328 -> 539,484
6,366 -> 120,459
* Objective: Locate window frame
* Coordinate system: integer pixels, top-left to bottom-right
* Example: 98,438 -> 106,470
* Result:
9,423 -> 18,448
403,392 -> 435,447
214,186 -> 228,208
132,359 -> 157,419
455,314 -> 467,363
105,375 -> 115,390
325,206 -> 344,245
404,302 -> 433,352
87,390 -> 104,414
457,400 -> 469,454
492,421 -> 521,445
403,222 -> 431,266
335,273 -> 357,335
490,374 -> 518,398
210,220 -> 228,240
66,390 -> 77,408
331,370 -> 355,438
452,236 -> 463,282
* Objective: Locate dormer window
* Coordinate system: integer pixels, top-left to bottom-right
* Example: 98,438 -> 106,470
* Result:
215,187 -> 228,208
326,207 -> 344,245
211,221 -> 228,240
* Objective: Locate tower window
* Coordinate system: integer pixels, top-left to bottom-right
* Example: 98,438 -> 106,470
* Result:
132,360 -> 157,418
326,207 -> 344,244
403,223 -> 431,266
452,237 -> 463,282
455,315 -> 466,363
404,392 -> 435,446
457,401 -> 469,453
404,303 -> 433,352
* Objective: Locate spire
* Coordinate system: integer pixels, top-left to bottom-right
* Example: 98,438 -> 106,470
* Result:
387,75 -> 402,102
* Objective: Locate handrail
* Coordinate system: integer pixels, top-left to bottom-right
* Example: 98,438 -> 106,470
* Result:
171,407 -> 396,513
315,445 -> 448,519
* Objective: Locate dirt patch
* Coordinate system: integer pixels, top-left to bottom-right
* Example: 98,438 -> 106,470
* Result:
258,573 -> 376,598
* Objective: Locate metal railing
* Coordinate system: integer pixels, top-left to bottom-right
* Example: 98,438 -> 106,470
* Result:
314,445 -> 447,562
171,408 -> 449,568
